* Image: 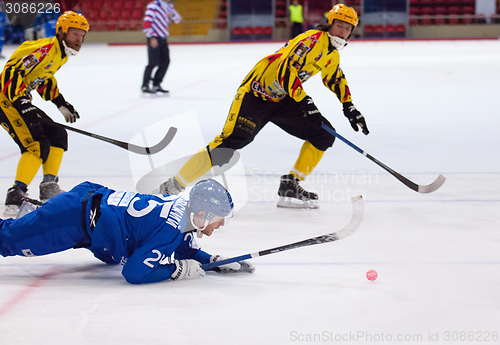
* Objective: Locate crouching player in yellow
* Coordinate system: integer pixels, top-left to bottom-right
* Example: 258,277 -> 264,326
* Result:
0,11 -> 88,216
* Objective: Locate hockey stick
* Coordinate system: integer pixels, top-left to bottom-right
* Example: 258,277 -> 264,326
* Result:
39,119 -> 177,155
321,123 -> 445,193
201,195 -> 364,271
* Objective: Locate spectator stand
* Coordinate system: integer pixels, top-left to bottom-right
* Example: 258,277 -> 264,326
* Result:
229,0 -> 273,41
362,0 -> 407,38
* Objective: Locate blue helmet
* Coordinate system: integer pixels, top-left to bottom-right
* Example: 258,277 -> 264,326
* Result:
188,179 -> 234,224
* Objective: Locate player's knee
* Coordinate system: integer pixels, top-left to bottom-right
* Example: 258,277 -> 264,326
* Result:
23,139 -> 50,163
49,128 -> 68,151
308,125 -> 335,151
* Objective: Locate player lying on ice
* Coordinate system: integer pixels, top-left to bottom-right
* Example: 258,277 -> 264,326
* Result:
0,179 -> 254,284
156,4 -> 368,209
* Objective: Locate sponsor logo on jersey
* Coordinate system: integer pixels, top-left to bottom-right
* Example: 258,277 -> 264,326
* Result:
26,77 -> 46,92
291,60 -> 302,71
312,62 -> 322,71
22,54 -> 39,69
298,70 -> 313,83
315,52 -> 323,62
1,101 -> 9,108
293,41 -> 310,58
44,61 -> 53,69
325,59 -> 332,68
14,119 -> 22,127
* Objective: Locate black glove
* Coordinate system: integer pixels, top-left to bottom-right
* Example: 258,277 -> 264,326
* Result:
343,101 -> 369,135
52,94 -> 79,123
299,95 -> 321,117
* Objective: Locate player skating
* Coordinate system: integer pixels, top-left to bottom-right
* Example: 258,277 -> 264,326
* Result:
0,11 -> 88,217
0,179 -> 254,284
157,4 -> 368,209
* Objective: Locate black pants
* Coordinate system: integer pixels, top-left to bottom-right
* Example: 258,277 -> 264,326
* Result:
209,92 -> 335,167
142,37 -> 170,87
291,22 -> 303,39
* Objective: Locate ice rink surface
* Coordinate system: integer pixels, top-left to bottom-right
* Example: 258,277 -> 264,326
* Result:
1,38 -> 499,344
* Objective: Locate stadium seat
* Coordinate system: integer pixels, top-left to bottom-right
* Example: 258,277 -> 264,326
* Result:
374,24 -> 384,35
409,7 -> 421,16
243,26 -> 254,35
385,24 -> 396,37
394,24 -> 406,35
216,21 -> 227,30
364,24 -> 375,37
263,26 -> 273,35
409,18 -> 419,26
474,13 -> 487,24
107,10 -> 120,31
461,6 -> 475,14
447,14 -> 460,25
132,10 -> 143,20
420,18 -> 433,25
420,7 -> 434,16
254,26 -> 264,35
231,27 -> 244,35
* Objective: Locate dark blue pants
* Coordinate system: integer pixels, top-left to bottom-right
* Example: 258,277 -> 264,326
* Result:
0,182 -> 97,257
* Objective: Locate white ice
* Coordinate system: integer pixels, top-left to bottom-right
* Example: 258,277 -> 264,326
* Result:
0,39 -> 499,345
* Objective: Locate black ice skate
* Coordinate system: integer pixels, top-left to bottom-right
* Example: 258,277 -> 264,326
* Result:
39,177 -> 65,202
158,177 -> 185,195
4,184 -> 28,217
153,85 -> 169,94
277,174 -> 319,209
142,85 -> 155,93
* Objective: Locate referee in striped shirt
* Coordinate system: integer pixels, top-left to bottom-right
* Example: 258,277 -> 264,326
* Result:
142,0 -> 181,94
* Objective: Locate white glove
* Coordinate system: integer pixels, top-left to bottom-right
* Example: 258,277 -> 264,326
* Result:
170,259 -> 205,281
52,94 -> 79,123
210,255 -> 255,273
59,105 -> 79,123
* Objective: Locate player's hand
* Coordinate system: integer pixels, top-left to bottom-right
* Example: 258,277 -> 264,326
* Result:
52,94 -> 80,123
171,259 -> 205,281
299,95 -> 321,117
343,101 -> 369,135
210,255 -> 256,273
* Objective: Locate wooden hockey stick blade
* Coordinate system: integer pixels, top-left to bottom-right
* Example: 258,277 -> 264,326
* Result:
39,118 -> 177,155
417,174 -> 446,193
321,123 -> 446,193
128,127 -> 177,155
201,195 -> 364,271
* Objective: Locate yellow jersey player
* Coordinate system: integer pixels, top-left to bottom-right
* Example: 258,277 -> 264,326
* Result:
159,4 -> 368,209
0,11 -> 89,217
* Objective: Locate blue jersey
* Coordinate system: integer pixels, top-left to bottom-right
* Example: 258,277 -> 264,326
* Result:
0,181 -> 212,284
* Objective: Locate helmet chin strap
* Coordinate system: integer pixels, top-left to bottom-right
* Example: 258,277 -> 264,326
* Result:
190,213 -> 209,238
62,40 -> 79,56
327,33 -> 348,50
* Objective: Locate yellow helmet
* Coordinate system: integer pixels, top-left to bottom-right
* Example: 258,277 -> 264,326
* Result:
327,4 -> 358,28
56,11 -> 89,35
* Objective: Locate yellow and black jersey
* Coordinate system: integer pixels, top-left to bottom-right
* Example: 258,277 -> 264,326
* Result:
0,36 -> 67,103
239,29 -> 352,104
